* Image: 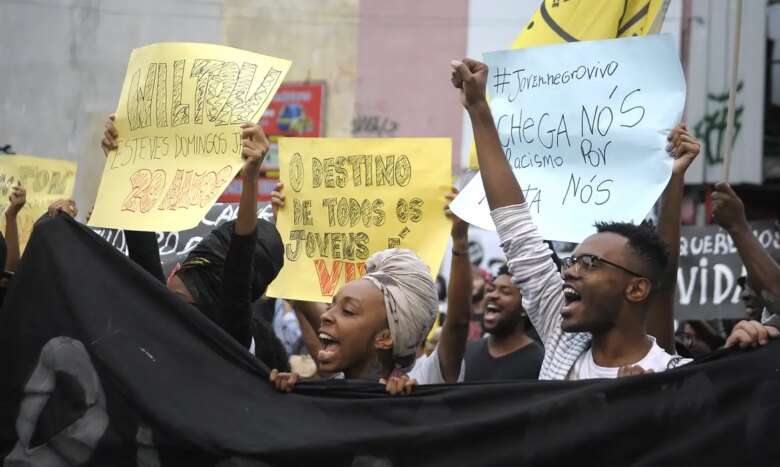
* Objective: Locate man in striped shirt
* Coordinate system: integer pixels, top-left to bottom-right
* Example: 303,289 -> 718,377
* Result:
451,58 -> 695,380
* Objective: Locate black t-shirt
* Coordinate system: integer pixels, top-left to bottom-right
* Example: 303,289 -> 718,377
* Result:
464,338 -> 544,382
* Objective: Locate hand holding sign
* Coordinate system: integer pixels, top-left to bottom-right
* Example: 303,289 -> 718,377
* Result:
667,123 -> 701,176
240,122 -> 270,174
445,188 -> 468,240
270,182 -> 285,221
712,183 -> 748,233
101,114 -> 118,157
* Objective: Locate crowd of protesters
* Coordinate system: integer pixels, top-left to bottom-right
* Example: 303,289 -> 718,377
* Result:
2,57 -> 779,398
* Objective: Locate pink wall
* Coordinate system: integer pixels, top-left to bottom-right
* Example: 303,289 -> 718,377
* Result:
355,0 -> 469,169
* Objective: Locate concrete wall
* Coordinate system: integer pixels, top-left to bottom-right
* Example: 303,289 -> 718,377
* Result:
0,0 -> 223,216
355,0 -> 469,168
222,0 -> 359,138
3,0 -> 730,217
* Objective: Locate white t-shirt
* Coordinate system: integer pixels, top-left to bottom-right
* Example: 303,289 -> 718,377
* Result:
407,348 -> 465,385
567,337 -> 692,381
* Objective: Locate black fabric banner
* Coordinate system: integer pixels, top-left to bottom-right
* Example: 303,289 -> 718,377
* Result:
2,216 -> 780,467
92,202 -> 260,277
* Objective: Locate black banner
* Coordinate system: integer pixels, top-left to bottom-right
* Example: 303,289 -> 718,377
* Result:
92,203 -> 264,276
675,220 -> 780,320
1,216 -> 779,466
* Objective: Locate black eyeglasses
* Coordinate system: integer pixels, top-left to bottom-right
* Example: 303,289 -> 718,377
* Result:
561,254 -> 646,279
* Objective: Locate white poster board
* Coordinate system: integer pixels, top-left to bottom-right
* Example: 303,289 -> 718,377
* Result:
451,35 -> 686,242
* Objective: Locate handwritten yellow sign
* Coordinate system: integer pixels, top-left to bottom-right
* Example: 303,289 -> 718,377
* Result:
0,155 -> 77,251
88,42 -> 291,231
267,138 -> 452,302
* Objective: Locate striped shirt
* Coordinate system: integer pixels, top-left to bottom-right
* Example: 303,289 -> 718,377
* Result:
492,203 -> 590,380
491,203 -> 693,380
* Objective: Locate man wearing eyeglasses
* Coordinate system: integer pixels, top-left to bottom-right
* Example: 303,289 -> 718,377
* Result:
451,58 -> 696,380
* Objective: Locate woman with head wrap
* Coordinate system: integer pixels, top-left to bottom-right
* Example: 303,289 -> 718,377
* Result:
269,187 -> 470,395
100,117 -> 290,372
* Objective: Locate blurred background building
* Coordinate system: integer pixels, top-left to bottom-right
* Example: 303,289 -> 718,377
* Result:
0,0 -> 777,225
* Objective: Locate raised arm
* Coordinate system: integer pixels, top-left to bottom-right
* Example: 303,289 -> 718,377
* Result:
713,183 -> 780,312
220,123 -> 269,347
435,189 -> 471,383
648,124 -> 700,353
4,185 -> 26,273
451,58 -> 564,353
234,123 -> 266,236
450,59 -> 524,209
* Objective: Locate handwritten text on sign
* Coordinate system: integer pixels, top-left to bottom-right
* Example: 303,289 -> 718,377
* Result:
0,155 -> 77,251
267,138 -> 452,303
451,35 -> 685,242
675,221 -> 780,320
88,42 -> 291,232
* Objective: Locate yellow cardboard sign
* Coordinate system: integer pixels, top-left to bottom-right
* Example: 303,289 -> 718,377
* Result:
0,155 -> 77,251
89,42 -> 291,231
268,138 -> 452,302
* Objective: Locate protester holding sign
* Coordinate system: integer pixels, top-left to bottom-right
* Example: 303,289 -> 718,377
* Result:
101,116 -> 290,372
269,187 -> 468,394
713,182 -> 780,317
451,56 -> 692,379
646,123 -> 702,353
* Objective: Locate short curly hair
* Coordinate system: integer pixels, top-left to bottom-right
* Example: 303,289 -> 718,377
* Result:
594,221 -> 669,286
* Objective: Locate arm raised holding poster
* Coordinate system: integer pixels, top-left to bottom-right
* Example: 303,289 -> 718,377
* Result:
452,56 -> 690,380
101,114 -> 290,370
713,183 -> 780,315
648,124 -> 700,353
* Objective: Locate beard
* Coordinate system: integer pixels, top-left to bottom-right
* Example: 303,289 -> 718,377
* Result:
486,313 -> 523,338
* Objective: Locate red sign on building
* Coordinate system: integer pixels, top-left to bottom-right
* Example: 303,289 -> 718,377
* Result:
260,82 -> 325,139
218,82 -> 326,203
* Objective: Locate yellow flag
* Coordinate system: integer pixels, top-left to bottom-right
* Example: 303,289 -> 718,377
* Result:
467,0 -> 671,169
267,138 -> 452,303
89,43 -> 291,231
0,155 -> 77,251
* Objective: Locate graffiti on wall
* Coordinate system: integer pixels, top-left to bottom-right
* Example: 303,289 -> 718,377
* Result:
351,115 -> 399,137
693,82 -> 744,165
